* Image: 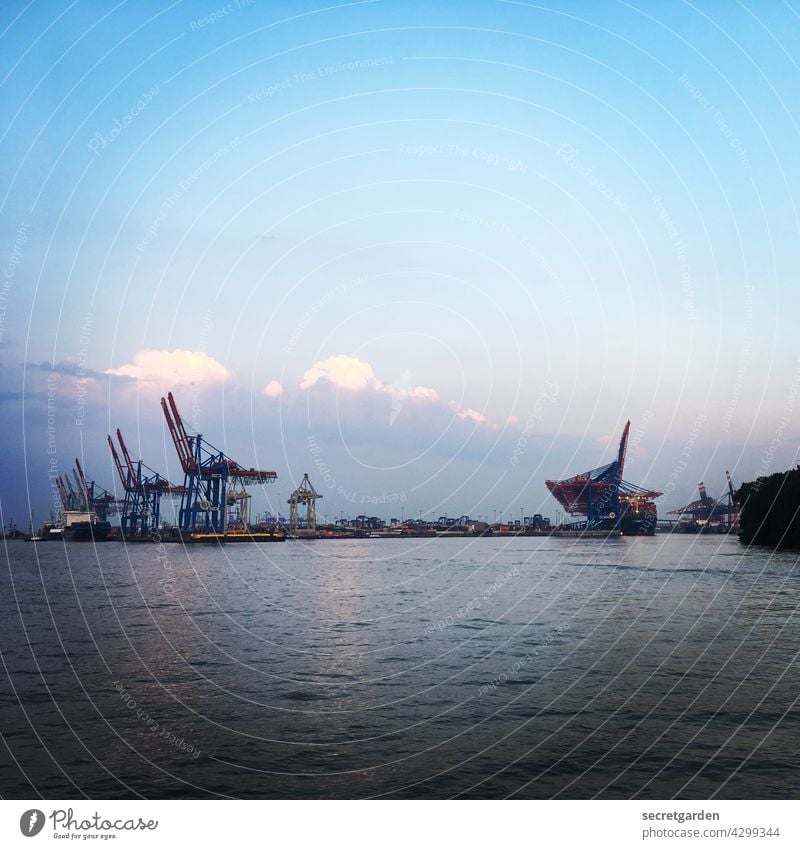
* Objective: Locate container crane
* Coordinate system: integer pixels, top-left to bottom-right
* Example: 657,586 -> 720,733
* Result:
667,474 -> 739,531
73,458 -> 117,520
160,391 -> 277,533
107,429 -> 185,535
288,473 -> 322,535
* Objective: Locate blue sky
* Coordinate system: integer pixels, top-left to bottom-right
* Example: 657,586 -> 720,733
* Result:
2,0 -> 800,526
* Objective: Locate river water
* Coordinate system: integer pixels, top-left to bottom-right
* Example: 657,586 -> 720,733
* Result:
1,534 -> 797,799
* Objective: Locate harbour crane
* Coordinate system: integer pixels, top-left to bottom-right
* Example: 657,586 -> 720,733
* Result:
668,473 -> 739,530
288,473 -> 322,534
71,459 -> 116,520
107,429 -> 185,535
160,391 -> 277,533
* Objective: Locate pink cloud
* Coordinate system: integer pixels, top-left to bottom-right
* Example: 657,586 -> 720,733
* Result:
409,385 -> 439,403
263,379 -> 283,398
448,400 -> 488,425
300,354 -> 498,428
300,354 -> 382,392
107,349 -> 230,385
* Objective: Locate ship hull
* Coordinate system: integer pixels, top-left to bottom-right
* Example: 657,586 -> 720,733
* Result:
189,531 -> 286,543
62,521 -> 111,542
619,512 -> 657,536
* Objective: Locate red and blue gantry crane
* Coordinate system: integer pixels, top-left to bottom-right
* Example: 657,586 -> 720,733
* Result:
545,420 -> 662,535
107,428 -> 185,536
161,391 -> 277,534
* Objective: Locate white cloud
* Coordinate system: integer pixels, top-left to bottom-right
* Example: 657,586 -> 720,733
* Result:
263,379 -> 283,398
300,354 -> 382,392
107,349 -> 230,384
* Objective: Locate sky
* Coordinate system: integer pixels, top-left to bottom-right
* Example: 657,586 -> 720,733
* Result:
1,0 -> 800,527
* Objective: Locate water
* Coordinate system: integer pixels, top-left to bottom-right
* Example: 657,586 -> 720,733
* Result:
1,534 -> 798,799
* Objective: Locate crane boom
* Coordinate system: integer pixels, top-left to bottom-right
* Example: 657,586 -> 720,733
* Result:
161,394 -> 193,473
616,420 -> 631,482
116,429 -> 138,482
55,477 -> 70,510
107,435 -> 127,490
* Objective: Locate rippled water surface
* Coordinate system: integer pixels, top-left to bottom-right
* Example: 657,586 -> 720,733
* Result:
1,534 -> 798,798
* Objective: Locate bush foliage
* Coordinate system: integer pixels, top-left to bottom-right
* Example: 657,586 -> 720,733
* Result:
738,467 -> 800,548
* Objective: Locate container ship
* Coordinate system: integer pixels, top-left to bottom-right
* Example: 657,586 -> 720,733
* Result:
546,421 -> 661,536
60,510 -> 111,541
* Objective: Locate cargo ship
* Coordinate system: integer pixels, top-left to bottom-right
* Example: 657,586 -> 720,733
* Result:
59,510 -> 111,542
546,421 -> 661,536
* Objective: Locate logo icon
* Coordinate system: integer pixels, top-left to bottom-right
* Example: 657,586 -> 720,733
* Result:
20,810 -> 45,837
389,370 -> 413,426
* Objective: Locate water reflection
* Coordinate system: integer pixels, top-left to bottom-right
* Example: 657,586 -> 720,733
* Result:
1,535 -> 798,798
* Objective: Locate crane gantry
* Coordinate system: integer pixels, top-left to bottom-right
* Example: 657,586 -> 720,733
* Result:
107,429 -> 185,536
161,391 -> 277,534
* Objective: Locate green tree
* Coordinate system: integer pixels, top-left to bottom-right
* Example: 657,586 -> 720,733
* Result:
738,467 -> 800,548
